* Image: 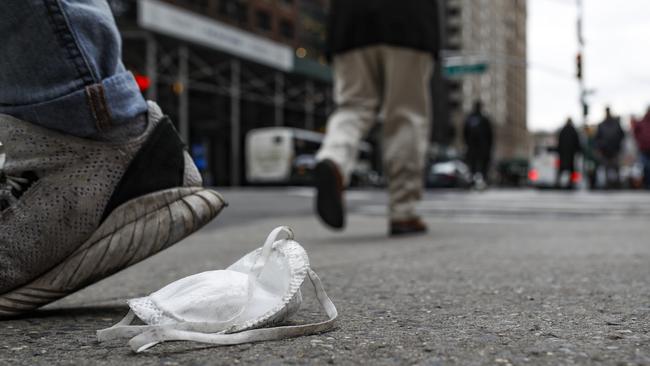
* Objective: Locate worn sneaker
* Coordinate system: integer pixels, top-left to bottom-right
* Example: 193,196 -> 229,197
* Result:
0,102 -> 226,317
314,159 -> 345,229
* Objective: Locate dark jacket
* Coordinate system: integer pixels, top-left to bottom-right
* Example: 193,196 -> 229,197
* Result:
326,0 -> 440,60
633,112 -> 650,152
595,117 -> 625,159
557,123 -> 582,168
463,112 -> 493,155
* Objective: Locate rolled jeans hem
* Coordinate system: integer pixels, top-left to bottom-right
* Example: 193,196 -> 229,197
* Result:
0,72 -> 147,137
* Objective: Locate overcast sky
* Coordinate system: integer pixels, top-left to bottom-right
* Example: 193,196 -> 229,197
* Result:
528,0 -> 650,132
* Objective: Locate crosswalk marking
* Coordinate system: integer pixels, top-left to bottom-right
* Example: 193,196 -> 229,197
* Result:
284,187 -> 650,221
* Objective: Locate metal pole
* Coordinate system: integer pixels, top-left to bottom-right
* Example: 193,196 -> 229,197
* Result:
275,72 -> 285,127
576,0 -> 589,191
305,80 -> 315,131
230,59 -> 241,186
178,46 -> 190,144
577,0 -> 587,126
145,34 -> 158,101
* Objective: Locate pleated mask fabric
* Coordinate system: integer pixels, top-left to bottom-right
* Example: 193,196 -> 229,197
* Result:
97,226 -> 338,352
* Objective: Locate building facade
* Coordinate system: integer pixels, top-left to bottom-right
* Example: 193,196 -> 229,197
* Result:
441,0 -> 528,161
108,0 -> 527,185
109,0 -> 332,186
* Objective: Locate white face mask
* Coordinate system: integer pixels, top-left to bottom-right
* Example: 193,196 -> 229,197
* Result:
97,226 -> 338,352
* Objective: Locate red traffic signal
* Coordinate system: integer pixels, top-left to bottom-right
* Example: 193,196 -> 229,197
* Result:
134,73 -> 151,92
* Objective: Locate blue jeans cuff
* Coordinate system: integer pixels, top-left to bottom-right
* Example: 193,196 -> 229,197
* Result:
0,72 -> 147,137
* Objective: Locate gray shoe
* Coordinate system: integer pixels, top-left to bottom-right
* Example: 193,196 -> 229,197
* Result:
0,102 -> 226,317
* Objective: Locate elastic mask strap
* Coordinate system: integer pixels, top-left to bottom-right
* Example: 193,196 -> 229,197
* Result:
127,268 -> 338,353
97,311 -> 243,342
250,226 -> 294,278
96,310 -> 145,341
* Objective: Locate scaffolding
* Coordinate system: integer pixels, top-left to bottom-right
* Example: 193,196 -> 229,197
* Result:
123,31 -> 333,186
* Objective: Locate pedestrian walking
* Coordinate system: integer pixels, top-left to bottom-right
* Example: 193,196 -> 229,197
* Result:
632,106 -> 650,189
0,0 -> 225,317
313,0 -> 440,236
581,125 -> 600,190
556,118 -> 582,189
595,107 -> 625,189
463,100 -> 494,189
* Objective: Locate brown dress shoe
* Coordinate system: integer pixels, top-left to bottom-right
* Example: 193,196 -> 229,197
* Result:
390,218 -> 428,236
314,159 -> 345,229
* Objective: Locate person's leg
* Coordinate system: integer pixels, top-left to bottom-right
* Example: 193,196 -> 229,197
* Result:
591,161 -> 600,189
568,161 -> 576,189
603,157 -> 618,189
316,48 -> 382,184
642,152 -> 650,189
380,46 -> 433,226
479,151 -> 490,184
612,158 -> 621,189
485,153 -> 492,182
555,166 -> 564,189
467,150 -> 478,178
0,1 -> 225,316
0,0 -> 146,140
314,47 -> 382,229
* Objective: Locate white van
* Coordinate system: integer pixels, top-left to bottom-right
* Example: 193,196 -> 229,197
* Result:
245,127 -> 375,185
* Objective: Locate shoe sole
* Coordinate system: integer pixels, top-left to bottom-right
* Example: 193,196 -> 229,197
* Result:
390,227 -> 428,237
314,161 -> 344,229
0,187 -> 226,318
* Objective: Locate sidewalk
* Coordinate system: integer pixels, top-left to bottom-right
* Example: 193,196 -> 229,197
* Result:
1,189 -> 649,365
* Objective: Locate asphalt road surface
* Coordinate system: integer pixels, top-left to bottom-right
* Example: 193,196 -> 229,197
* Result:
1,188 -> 649,365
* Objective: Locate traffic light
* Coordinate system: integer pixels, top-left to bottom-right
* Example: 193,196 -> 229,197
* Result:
576,53 -> 583,80
134,73 -> 151,92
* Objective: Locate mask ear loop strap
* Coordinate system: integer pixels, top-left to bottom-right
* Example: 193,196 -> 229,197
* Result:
97,311 -> 151,341
97,312 -> 250,342
127,268 -> 338,353
250,226 -> 294,278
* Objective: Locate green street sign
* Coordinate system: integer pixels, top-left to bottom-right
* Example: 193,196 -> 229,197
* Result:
443,63 -> 488,77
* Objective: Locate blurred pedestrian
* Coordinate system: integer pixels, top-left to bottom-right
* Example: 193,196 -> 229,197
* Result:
463,100 -> 494,189
581,125 -> 600,189
556,118 -> 582,189
632,106 -> 650,189
595,107 -> 625,189
0,1 -> 224,317
314,0 -> 440,236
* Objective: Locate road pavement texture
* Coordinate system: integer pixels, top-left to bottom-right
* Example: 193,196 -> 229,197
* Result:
1,188 -> 649,365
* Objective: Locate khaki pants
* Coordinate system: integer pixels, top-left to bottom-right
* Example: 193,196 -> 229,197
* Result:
316,45 -> 433,221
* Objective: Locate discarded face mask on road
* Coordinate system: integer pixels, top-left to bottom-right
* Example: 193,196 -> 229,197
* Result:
97,226 -> 337,352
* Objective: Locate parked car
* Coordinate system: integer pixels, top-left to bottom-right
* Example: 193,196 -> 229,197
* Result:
528,146 -> 583,188
496,158 -> 529,187
246,127 -> 378,186
528,146 -> 558,188
426,159 -> 472,189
